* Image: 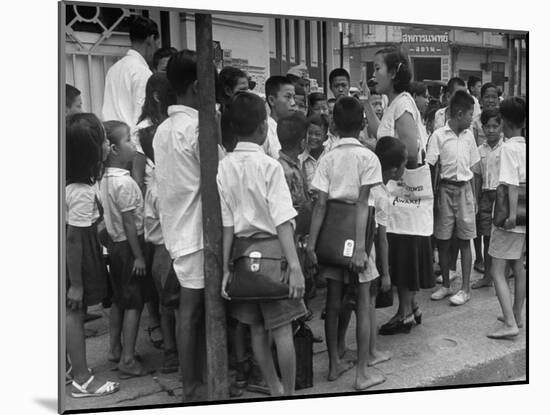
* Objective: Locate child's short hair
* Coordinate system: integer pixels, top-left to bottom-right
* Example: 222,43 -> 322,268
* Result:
327,98 -> 336,105
481,82 -> 498,98
467,75 -> 481,91
499,96 -> 526,128
447,77 -> 466,95
375,47 -> 412,93
265,76 -> 293,105
166,50 -> 198,96
219,66 -> 248,98
66,84 -> 80,108
480,108 -> 501,125
128,15 -> 159,42
66,113 -> 104,185
294,84 -> 306,97
103,120 -> 130,146
306,113 -> 329,134
227,91 -> 267,137
277,112 -> 307,151
152,47 -> 177,70
410,81 -> 427,97
329,68 -> 350,86
333,96 -> 364,134
375,136 -> 407,172
138,72 -> 176,125
449,90 -> 474,117
138,125 -> 158,163
308,92 -> 327,108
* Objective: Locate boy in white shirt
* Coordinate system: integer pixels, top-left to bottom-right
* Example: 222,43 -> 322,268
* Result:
264,76 -> 297,158
153,50 -> 221,401
487,97 -> 527,339
427,90 -> 480,306
307,97 -> 385,390
218,92 -> 306,396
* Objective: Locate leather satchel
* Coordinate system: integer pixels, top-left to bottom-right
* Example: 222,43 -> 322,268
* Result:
316,200 -> 376,267
493,183 -> 527,227
226,236 -> 290,301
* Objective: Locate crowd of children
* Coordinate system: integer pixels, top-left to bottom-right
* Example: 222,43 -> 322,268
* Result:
65,22 -> 527,400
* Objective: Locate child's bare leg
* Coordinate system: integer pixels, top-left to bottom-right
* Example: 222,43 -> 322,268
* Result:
272,323 -> 296,395
326,279 -> 353,380
108,303 -> 122,361
368,291 -> 390,366
488,258 -> 519,339
355,283 -> 385,390
512,255 -> 526,325
145,300 -> 163,344
178,287 -> 205,401
458,239 -> 473,292
120,308 -> 143,364
67,307 -> 87,380
437,239 -> 452,287
337,306 -> 352,359
160,305 -> 177,352
249,324 -> 283,396
474,236 -> 483,265
232,322 -> 248,362
450,236 -> 459,272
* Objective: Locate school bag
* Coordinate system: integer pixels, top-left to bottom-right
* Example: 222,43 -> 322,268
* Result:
493,183 -> 527,227
315,201 -> 376,267
226,236 -> 290,301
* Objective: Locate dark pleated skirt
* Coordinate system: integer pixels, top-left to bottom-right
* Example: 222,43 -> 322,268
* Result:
66,221 -> 108,307
387,233 -> 435,291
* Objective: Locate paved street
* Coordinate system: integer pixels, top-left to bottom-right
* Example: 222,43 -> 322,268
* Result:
64,266 -> 526,412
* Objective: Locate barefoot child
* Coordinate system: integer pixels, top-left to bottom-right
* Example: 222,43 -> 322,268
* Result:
307,97 -> 385,390
427,90 -> 480,306
487,97 -> 526,339
471,109 -> 503,289
218,91 -> 307,396
66,113 -> 119,398
100,120 -> 149,378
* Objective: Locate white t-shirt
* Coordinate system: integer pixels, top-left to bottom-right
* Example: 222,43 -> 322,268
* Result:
66,183 -> 101,227
100,167 -> 144,242
497,136 -> 526,234
377,92 -> 427,162
102,49 -> 152,130
372,184 -> 390,228
144,170 -> 163,245
264,117 -> 283,159
217,141 -> 297,238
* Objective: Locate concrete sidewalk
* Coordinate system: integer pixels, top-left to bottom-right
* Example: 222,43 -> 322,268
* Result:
64,268 -> 526,412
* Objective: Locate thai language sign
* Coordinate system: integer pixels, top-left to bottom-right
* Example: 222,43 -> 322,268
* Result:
401,29 -> 449,55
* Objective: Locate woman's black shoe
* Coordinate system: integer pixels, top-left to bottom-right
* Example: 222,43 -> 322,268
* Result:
379,315 -> 415,335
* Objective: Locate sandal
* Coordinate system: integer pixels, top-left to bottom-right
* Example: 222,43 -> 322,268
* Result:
146,325 -> 164,349
66,366 -> 93,385
71,375 -> 119,398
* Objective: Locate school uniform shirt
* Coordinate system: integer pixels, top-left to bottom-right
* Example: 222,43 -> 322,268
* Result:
278,151 -> 311,209
434,107 -> 447,131
372,184 -> 390,228
377,92 -> 427,162
322,132 -> 339,156
263,117 -> 283,159
311,137 -> 382,205
298,148 -> 319,190
144,169 -> 164,246
475,139 -> 503,190
66,183 -> 101,227
100,167 -> 144,242
498,136 -> 526,234
426,123 -> 480,181
102,49 -> 152,130
153,105 -> 218,259
217,141 -> 297,238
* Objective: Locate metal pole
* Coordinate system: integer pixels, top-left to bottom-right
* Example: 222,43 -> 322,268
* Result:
322,21 -> 328,92
516,38 -> 522,96
194,13 -> 229,401
339,23 -> 344,68
508,34 -> 516,97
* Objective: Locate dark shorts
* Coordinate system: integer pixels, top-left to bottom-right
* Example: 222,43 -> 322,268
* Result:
435,182 -> 477,240
476,190 -> 497,237
151,244 -> 181,308
109,236 -> 150,310
230,298 -> 307,331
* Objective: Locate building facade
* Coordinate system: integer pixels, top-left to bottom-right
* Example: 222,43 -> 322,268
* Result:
343,24 -> 526,97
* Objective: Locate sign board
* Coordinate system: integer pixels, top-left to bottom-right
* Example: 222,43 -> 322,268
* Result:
401,29 -> 449,56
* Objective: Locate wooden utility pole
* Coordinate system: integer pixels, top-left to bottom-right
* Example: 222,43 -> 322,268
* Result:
194,13 -> 229,401
516,37 -> 522,96
322,21 -> 328,92
508,34 -> 516,97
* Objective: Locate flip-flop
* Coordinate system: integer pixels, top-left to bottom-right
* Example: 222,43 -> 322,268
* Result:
66,366 -> 94,385
146,325 -> 164,349
71,375 -> 119,398
471,279 -> 493,289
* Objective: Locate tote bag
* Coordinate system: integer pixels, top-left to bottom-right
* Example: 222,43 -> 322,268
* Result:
386,164 -> 434,236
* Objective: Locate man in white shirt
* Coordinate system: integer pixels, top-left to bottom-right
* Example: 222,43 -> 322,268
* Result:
264,76 -> 297,159
102,16 -> 160,130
